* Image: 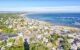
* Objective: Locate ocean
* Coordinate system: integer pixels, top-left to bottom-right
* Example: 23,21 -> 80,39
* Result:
26,13 -> 80,28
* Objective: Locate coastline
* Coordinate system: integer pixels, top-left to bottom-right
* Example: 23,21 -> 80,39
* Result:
20,13 -> 80,31
19,13 -> 80,49
0,13 -> 80,50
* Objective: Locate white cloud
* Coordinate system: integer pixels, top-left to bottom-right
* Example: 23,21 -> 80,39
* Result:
0,6 -> 80,13
23,6 -> 80,13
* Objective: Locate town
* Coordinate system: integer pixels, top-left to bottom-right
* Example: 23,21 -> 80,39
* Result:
0,13 -> 80,50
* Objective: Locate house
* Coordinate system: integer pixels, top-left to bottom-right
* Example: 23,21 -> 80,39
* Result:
6,42 -> 13,47
8,34 -> 18,38
70,43 -> 77,50
0,32 -> 8,41
36,34 -> 42,40
18,32 -> 23,37
68,39 -> 74,44
0,32 -> 18,41
43,38 -> 48,45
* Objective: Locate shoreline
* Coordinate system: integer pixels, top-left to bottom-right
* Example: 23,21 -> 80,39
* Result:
0,13 -> 80,50
20,13 -> 80,30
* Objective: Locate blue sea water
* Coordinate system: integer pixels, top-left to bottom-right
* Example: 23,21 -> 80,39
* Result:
26,13 -> 80,28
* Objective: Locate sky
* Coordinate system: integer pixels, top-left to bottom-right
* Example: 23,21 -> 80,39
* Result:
0,0 -> 80,12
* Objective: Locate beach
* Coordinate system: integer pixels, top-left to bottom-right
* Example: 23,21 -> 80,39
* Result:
19,13 -> 80,50
0,0 -> 80,50
0,13 -> 80,50
21,13 -> 80,30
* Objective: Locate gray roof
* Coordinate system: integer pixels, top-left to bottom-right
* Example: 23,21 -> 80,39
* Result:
0,32 -> 18,41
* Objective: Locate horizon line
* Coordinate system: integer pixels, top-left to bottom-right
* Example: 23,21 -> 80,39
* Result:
0,6 -> 80,13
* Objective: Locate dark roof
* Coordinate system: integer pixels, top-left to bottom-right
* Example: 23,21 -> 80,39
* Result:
8,34 -> 18,37
0,32 -> 18,40
0,32 -> 8,40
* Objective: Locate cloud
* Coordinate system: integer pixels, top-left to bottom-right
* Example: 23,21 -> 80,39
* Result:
0,6 -> 80,13
23,6 -> 80,13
